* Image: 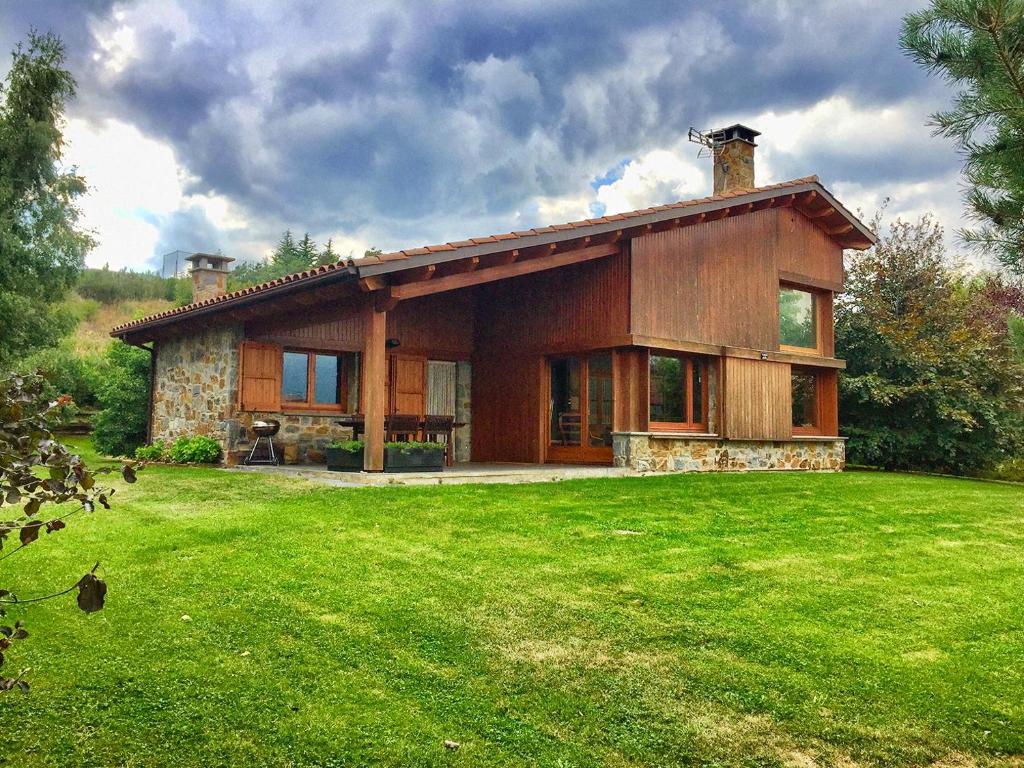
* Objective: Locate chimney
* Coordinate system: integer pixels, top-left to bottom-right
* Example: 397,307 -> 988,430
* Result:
186,252 -> 234,302
712,124 -> 760,195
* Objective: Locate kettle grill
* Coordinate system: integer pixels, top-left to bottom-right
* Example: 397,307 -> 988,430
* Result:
245,420 -> 281,465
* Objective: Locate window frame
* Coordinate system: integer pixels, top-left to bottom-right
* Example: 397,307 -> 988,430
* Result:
280,348 -> 360,413
790,366 -> 823,436
778,283 -> 824,355
648,352 -> 710,433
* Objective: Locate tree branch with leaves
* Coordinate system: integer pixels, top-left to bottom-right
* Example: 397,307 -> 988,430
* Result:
0,373 -> 139,692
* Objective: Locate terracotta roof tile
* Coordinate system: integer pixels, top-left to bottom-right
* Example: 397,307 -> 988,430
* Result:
112,175 -> 829,335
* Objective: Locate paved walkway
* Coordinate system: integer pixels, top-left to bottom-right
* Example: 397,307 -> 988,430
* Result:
227,462 -> 633,487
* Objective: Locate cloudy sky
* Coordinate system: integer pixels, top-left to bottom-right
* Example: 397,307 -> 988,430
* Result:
1,0 -> 974,272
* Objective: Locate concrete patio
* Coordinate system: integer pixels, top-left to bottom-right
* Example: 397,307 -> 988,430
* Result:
227,462 -> 633,487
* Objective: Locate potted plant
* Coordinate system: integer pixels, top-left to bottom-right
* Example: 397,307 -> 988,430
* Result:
383,441 -> 446,472
325,439 -> 364,471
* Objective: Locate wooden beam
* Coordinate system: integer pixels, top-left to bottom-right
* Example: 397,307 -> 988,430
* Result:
374,289 -> 399,313
392,263 -> 436,285
361,306 -> 387,472
824,222 -> 854,236
797,204 -> 836,220
435,256 -> 479,277
359,275 -> 388,292
388,241 -> 620,301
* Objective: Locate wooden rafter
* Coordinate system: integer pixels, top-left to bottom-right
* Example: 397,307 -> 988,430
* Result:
386,241 -> 620,301
392,263 -> 436,285
359,275 -> 388,292
825,222 -> 854,236
434,256 -> 479,277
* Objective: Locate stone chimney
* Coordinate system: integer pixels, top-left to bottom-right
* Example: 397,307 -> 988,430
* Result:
186,252 -> 234,302
712,124 -> 760,195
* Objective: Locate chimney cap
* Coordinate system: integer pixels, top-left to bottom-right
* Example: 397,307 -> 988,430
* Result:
186,252 -> 235,268
716,124 -> 760,145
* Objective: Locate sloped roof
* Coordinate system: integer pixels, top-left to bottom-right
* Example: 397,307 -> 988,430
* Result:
111,175 -> 873,338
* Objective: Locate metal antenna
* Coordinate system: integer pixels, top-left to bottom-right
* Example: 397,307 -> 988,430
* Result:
688,127 -> 726,160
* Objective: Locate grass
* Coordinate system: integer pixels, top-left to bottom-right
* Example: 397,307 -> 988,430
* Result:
3,439 -> 1023,767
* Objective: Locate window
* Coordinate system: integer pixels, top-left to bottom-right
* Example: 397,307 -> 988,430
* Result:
281,350 -> 360,410
649,354 -> 707,431
791,368 -> 820,434
779,286 -> 819,351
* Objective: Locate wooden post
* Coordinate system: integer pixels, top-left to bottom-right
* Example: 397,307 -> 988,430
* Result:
362,304 -> 387,471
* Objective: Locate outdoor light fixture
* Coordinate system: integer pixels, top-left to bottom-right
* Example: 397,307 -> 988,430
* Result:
386,338 -> 401,349
760,351 -> 769,360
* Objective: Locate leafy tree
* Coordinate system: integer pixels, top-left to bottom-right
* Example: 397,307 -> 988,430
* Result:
0,32 -> 94,369
0,372 -> 139,691
837,213 -> 1024,473
92,342 -> 150,457
901,1 -> 1024,273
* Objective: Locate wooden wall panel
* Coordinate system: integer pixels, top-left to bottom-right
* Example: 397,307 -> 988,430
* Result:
775,208 -> 845,288
387,291 -> 474,359
475,251 -> 630,355
722,357 -> 792,440
612,347 -> 648,433
471,354 -> 543,463
630,207 -> 841,352
818,368 -> 839,436
248,297 -> 368,352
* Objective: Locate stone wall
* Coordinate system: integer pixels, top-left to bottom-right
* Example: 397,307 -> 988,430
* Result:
613,432 -> 845,472
152,327 -> 472,466
152,324 -> 242,446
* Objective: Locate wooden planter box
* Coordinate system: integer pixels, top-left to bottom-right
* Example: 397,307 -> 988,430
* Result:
325,446 -> 445,472
384,445 -> 445,472
325,447 -> 364,471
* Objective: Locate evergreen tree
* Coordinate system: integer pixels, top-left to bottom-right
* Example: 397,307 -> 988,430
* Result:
296,233 -> 318,268
901,1 -> 1024,273
316,238 -> 338,266
0,32 -> 93,370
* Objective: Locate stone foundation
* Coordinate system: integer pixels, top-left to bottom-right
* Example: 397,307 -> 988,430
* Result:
612,432 -> 845,472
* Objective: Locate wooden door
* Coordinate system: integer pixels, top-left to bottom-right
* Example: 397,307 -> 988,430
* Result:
546,352 -> 613,465
388,354 -> 427,415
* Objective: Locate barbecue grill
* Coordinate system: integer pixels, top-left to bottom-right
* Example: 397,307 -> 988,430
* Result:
245,420 -> 280,465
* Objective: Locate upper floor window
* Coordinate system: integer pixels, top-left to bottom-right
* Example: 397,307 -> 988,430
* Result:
649,353 -> 707,431
779,286 -> 819,352
282,350 -> 360,410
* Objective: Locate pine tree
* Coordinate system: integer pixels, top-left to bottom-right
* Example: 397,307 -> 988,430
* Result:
901,0 -> 1024,273
296,233 -> 318,268
316,238 -> 338,266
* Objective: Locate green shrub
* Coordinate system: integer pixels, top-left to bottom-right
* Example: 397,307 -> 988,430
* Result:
986,457 -> 1024,482
328,439 -> 364,453
76,267 -> 178,304
19,343 -> 107,409
384,441 -> 446,452
168,435 -> 221,464
134,441 -> 169,462
92,342 -> 150,457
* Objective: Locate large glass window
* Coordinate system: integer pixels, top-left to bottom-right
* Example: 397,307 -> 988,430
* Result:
792,369 -> 819,433
779,286 -> 818,351
282,350 -> 360,410
649,354 -> 707,430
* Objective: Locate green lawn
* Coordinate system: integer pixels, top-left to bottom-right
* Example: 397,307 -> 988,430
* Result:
4,439 -> 1023,767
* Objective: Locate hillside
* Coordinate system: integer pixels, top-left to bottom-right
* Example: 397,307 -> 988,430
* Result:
66,292 -> 174,356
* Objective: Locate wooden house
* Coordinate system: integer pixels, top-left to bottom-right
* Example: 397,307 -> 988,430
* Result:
112,125 -> 874,473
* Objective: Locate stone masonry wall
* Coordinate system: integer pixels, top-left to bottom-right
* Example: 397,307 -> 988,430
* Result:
613,433 -> 845,473
152,324 -> 242,447
152,327 -> 472,466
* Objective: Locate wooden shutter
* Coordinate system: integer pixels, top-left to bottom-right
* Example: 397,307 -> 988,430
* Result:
239,341 -> 281,411
389,355 -> 427,415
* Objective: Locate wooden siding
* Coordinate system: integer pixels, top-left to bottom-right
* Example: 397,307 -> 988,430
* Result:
387,291 -> 474,359
247,298 -> 367,352
471,354 -> 544,462
612,347 -> 648,433
474,252 -> 630,355
721,357 -> 792,440
630,207 -> 840,354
